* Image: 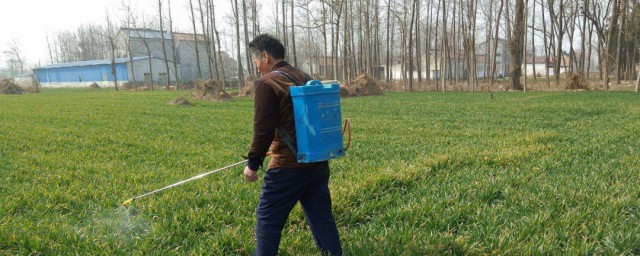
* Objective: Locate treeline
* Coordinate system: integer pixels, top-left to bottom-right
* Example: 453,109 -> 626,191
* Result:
45,0 -> 640,91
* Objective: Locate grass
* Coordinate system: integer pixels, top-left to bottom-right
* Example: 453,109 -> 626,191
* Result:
1,88 -> 639,255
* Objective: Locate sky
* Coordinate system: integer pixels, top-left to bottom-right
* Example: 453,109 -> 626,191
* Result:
0,0 -> 248,70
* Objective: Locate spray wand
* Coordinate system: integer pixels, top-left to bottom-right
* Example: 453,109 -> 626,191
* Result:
121,159 -> 248,206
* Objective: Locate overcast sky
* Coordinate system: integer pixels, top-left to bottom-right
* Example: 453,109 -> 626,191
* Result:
0,0 -> 277,70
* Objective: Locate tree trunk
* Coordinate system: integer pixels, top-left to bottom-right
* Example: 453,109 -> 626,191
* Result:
615,0 -> 627,84
121,2 -> 138,89
385,0 -> 391,84
322,0 -> 328,78
290,0 -> 298,67
198,0 -> 214,79
159,0 -> 171,89
604,0 -> 621,90
242,0 -> 253,76
542,0 -> 551,90
168,0 -> 180,88
425,4 -> 432,86
579,0 -> 587,76
408,0 -> 416,91
189,0 -> 203,79
415,0 -> 422,89
282,0 -> 288,57
490,0 -> 504,87
441,0 -> 446,92
434,0 -> 441,90
210,0 -> 221,80
509,0 -> 525,91
232,0 -> 244,89
105,11 -> 118,91
531,0 -> 536,80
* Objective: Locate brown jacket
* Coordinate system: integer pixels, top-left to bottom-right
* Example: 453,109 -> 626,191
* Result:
247,61 -> 315,170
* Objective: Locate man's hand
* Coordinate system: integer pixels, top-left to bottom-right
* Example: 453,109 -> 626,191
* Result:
244,166 -> 258,182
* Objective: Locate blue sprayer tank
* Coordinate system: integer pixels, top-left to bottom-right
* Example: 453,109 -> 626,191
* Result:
290,80 -> 345,163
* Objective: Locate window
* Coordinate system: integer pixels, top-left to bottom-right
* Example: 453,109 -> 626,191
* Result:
144,73 -> 152,84
159,72 -> 167,84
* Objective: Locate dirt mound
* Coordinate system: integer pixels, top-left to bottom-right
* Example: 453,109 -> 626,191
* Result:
1,79 -> 24,94
192,80 -> 232,101
340,73 -> 384,97
565,72 -> 588,90
168,97 -> 193,106
89,83 -> 101,89
238,76 -> 256,97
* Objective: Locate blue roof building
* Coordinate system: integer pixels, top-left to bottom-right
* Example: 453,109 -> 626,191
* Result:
33,56 -> 177,88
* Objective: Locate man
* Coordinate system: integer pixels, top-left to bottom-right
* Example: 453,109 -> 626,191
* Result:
243,34 -> 343,256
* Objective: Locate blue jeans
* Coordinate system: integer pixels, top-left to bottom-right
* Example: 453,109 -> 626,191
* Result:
255,161 -> 342,256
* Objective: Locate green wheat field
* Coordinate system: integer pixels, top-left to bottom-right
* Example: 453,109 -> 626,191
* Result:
1,89 -> 639,255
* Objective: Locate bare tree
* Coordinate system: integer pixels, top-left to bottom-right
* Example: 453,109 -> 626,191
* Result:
198,0 -> 214,79
242,0 -> 254,76
290,0 -> 298,67
212,2 -> 226,81
45,32 -> 55,65
105,11 -> 119,91
407,0 -> 417,91
461,0 -> 479,91
385,0 -> 392,84
604,0 -> 620,90
232,0 -> 245,88
189,0 -> 203,79
615,0 -> 628,84
4,39 -> 26,75
158,0 -> 171,89
120,0 -> 139,89
208,0 -> 221,81
508,0 -> 526,90
167,0 -> 180,88
489,0 -> 504,87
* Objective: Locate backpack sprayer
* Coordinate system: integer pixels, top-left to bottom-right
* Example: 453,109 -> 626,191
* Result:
121,79 -> 350,206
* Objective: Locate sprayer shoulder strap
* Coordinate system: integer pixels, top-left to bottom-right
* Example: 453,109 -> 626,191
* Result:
272,70 -> 302,86
271,70 -> 301,156
276,125 -> 297,155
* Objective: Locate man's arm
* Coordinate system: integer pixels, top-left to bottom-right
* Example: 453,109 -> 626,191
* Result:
246,81 -> 278,171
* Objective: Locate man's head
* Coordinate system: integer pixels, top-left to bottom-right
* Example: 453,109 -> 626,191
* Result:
248,34 -> 286,76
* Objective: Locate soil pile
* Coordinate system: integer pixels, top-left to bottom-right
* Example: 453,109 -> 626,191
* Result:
565,72 -> 588,90
89,83 -> 101,89
192,80 -> 232,101
238,76 -> 256,97
168,97 -> 193,106
340,73 -> 383,97
1,79 -> 24,94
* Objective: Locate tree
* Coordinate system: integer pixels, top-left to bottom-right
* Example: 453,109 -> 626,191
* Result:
189,0 -> 203,79
4,39 -> 26,75
603,0 -> 620,90
290,0 -> 298,67
489,0 -> 504,87
167,0 -> 180,88
508,0 -> 526,90
242,0 -> 254,76
232,0 -> 245,88
120,0 -> 139,89
196,0 -> 215,80
105,11 -> 119,91
407,0 -> 417,91
158,0 -> 172,89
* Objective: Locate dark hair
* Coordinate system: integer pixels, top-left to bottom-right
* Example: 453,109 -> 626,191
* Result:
248,34 -> 286,60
